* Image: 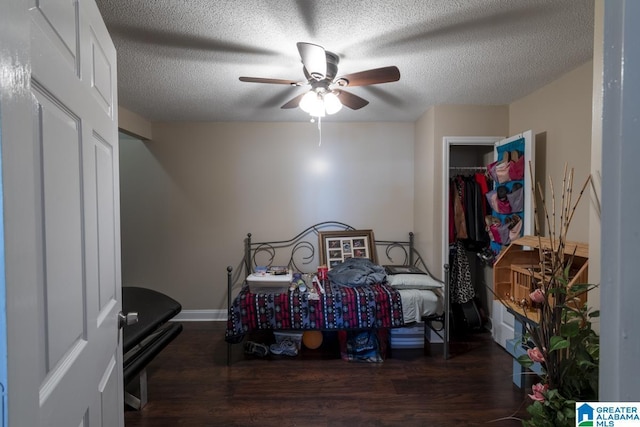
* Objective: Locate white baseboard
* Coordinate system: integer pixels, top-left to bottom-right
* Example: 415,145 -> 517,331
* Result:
172,309 -> 227,322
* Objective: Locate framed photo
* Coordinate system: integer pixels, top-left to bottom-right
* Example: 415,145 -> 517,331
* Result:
318,230 -> 377,269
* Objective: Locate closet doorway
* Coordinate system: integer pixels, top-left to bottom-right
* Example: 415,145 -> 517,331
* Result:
442,132 -> 534,348
442,137 -> 500,337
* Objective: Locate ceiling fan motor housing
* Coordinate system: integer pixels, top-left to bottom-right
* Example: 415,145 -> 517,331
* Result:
324,51 -> 339,81
303,51 -> 339,83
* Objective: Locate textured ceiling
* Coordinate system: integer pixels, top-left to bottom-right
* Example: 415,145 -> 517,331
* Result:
95,0 -> 594,123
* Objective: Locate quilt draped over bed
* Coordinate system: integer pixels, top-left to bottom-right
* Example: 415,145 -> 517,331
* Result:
225,281 -> 404,342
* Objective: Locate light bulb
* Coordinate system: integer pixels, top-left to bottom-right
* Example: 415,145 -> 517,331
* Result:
309,98 -> 326,117
324,92 -> 342,115
299,91 -> 319,113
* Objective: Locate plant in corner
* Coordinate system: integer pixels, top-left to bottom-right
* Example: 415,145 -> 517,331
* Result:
498,165 -> 599,427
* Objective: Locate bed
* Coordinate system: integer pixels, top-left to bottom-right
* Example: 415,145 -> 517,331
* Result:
224,221 -> 449,363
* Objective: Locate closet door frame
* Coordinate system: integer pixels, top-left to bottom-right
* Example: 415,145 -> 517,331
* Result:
441,136 -> 503,283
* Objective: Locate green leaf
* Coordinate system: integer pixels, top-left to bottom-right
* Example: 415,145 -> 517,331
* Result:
560,322 -> 580,338
517,354 -> 534,368
546,388 -> 559,400
563,406 -> 575,418
577,360 -> 597,369
550,336 -> 570,351
557,410 -> 566,422
548,286 -> 566,296
588,310 -> 600,318
527,401 -> 545,417
569,283 -> 590,293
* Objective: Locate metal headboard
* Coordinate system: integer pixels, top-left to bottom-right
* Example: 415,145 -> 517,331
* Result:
244,221 -> 356,277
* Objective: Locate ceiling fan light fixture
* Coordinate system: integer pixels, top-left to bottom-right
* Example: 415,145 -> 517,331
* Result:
299,90 -> 320,114
300,89 -> 342,118
324,91 -> 342,115
309,97 -> 326,118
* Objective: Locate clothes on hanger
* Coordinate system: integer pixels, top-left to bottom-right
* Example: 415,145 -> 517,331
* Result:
449,241 -> 475,304
449,173 -> 491,250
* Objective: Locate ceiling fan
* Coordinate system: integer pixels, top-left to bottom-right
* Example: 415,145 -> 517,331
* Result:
239,42 -> 400,117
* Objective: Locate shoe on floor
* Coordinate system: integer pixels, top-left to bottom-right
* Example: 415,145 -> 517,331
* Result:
269,339 -> 298,356
244,341 -> 269,357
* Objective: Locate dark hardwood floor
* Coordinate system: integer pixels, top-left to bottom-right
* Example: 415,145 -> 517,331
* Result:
124,322 -> 532,427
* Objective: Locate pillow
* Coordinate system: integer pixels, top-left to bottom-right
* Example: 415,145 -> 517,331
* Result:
386,273 -> 443,290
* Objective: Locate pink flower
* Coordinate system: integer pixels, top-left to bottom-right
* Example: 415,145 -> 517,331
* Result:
529,288 -> 545,304
527,347 -> 545,363
528,383 -> 548,402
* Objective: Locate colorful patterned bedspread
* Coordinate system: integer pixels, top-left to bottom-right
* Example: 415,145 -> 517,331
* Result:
225,281 -> 404,342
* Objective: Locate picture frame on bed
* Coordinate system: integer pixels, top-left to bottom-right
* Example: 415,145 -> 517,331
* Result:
318,229 -> 377,268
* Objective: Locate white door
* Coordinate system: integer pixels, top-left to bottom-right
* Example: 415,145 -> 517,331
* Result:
3,0 -> 122,425
491,130 -> 534,349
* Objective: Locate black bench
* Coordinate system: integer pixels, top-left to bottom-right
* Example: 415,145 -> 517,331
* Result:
122,286 -> 183,409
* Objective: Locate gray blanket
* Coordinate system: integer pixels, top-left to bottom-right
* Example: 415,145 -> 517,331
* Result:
327,258 -> 387,287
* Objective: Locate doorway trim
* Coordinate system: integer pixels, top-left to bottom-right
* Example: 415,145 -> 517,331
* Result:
441,136 -> 502,281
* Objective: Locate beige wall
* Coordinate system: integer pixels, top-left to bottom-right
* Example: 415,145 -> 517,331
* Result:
509,61 -> 593,243
414,105 -> 508,277
119,122 -> 414,310
118,106 -> 153,140
119,62 -> 595,313
413,109 -> 436,274
413,64 -> 593,297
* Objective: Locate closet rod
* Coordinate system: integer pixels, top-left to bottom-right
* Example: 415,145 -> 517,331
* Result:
449,166 -> 487,170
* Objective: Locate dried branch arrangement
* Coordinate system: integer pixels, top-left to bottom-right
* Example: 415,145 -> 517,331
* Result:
501,163 -> 599,427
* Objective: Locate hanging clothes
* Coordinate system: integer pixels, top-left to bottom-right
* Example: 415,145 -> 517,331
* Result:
449,174 -> 490,250
452,178 -> 468,240
463,175 -> 487,242
449,241 -> 475,304
449,181 -> 456,243
474,172 -> 490,216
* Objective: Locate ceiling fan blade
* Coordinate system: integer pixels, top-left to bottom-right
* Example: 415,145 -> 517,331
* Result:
281,93 -> 307,109
239,77 -> 300,85
297,42 -> 326,80
337,66 -> 400,87
336,90 -> 369,110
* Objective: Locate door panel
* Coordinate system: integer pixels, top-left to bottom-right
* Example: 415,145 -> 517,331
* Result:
32,0 -> 80,76
25,0 -> 122,425
99,356 -> 120,425
491,130 -> 534,349
95,138 -> 117,312
90,34 -> 114,113
36,90 -> 86,373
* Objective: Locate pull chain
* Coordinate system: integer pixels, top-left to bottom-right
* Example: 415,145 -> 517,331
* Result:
317,116 -> 322,146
